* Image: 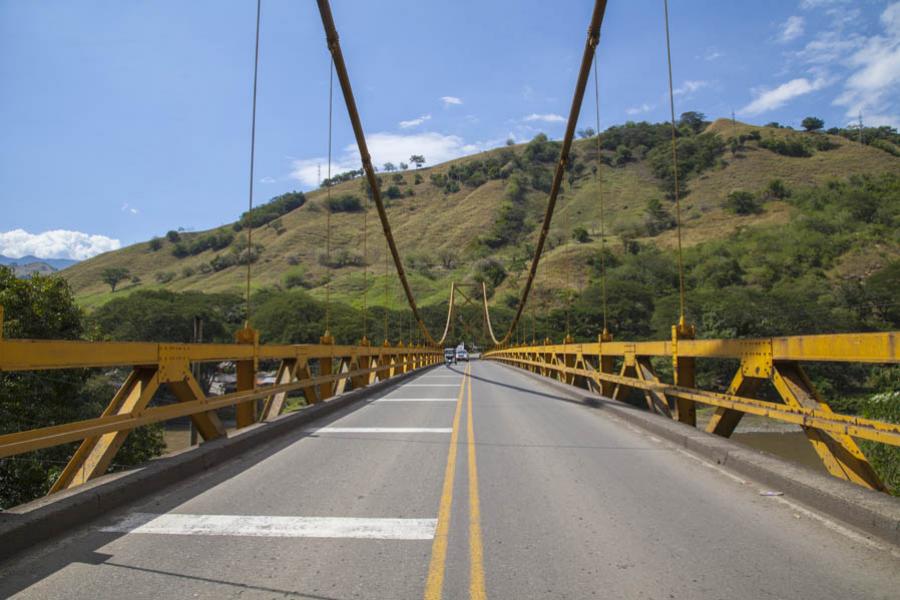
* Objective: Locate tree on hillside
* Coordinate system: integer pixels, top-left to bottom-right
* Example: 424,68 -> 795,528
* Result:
383,162 -> 396,172
577,127 -> 596,139
399,162 -> 408,170
724,190 -> 762,215
644,198 -> 675,235
678,111 -> 707,134
410,154 -> 426,168
802,116 -> 825,132
101,267 -> 131,292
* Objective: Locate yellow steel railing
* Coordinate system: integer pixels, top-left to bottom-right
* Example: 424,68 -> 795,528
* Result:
0,332 -> 440,494
485,330 -> 900,492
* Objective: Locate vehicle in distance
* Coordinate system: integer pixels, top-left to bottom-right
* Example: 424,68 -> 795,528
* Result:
444,348 -> 456,364
456,348 -> 469,362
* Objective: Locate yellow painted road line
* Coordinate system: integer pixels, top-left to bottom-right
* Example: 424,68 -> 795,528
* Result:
467,367 -> 487,600
424,363 -> 468,600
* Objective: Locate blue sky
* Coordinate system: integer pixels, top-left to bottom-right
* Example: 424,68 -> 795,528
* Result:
1,0 -> 898,259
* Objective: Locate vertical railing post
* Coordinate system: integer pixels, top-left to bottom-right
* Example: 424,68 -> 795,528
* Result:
235,325 -> 259,429
354,336 -> 371,388
598,331 -> 615,398
672,321 -> 696,425
318,331 -> 335,402
563,334 -> 576,384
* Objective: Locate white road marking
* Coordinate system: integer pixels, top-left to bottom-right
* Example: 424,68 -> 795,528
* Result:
403,384 -> 460,387
305,427 -> 453,433
101,513 -> 436,540
374,398 -> 457,402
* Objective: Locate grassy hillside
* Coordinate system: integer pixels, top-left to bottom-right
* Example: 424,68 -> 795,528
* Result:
64,118 -> 900,311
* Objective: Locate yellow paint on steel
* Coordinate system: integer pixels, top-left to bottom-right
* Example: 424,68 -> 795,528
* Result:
0,352 -> 438,460
485,350 -> 900,447
466,367 -> 487,600
424,364 -> 468,600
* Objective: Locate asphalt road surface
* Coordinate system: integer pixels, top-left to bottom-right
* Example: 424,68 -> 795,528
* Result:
2,360 -> 899,599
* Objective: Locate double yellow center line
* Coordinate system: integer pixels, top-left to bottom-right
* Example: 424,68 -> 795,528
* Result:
424,363 -> 486,599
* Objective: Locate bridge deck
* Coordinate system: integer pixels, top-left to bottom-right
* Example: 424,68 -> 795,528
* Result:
1,361 -> 898,599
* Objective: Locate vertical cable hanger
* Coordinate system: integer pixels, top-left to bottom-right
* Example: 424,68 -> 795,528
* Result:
362,180 -> 369,341
244,0 -> 262,326
325,56 -> 334,334
593,50 -> 609,337
663,0 -> 688,326
383,237 -> 389,343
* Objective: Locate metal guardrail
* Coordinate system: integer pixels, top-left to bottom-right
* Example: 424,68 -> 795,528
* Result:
485,331 -> 900,491
0,332 -> 440,493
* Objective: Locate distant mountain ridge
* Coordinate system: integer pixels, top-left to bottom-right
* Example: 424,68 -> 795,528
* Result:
0,255 -> 79,271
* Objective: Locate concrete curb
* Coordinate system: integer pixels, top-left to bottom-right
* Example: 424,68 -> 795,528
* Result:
0,365 -> 439,562
499,362 -> 900,547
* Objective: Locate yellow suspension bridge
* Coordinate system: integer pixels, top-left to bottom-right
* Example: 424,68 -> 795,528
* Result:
1,1 -> 899,598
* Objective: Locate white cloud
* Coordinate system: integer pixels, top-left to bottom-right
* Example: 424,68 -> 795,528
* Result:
626,103 -> 654,116
0,229 -> 121,260
832,2 -> 900,121
399,114 -> 431,129
740,77 -> 829,115
259,176 -> 276,184
120,203 -> 139,215
704,50 -> 724,61
524,113 -> 565,123
779,16 -> 805,43
289,132 -> 485,187
800,0 -> 849,9
673,80 -> 709,96
441,96 -> 463,106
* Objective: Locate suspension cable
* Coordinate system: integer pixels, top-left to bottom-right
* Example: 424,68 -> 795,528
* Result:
244,0 -> 262,327
488,0 -> 608,345
325,56 -> 334,334
593,52 -> 609,336
663,0 -> 687,326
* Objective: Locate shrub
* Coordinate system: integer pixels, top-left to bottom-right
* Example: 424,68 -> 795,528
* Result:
283,269 -> 309,289
166,230 -> 181,243
318,250 -> 365,268
155,271 -> 176,284
324,194 -> 363,213
724,190 -> 762,215
385,185 -> 403,199
859,391 -> 900,494
210,253 -> 237,272
181,266 -> 196,278
473,258 -> 507,290
572,227 -> 590,243
766,179 -> 791,200
414,173 -> 423,185
235,191 -> 305,229
149,238 -> 162,251
759,136 -> 812,157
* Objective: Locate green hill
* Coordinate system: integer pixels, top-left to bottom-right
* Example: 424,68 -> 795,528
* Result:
63,118 -> 900,312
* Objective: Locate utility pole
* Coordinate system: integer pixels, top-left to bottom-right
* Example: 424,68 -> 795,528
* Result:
317,163 -> 322,186
858,113 -> 864,145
